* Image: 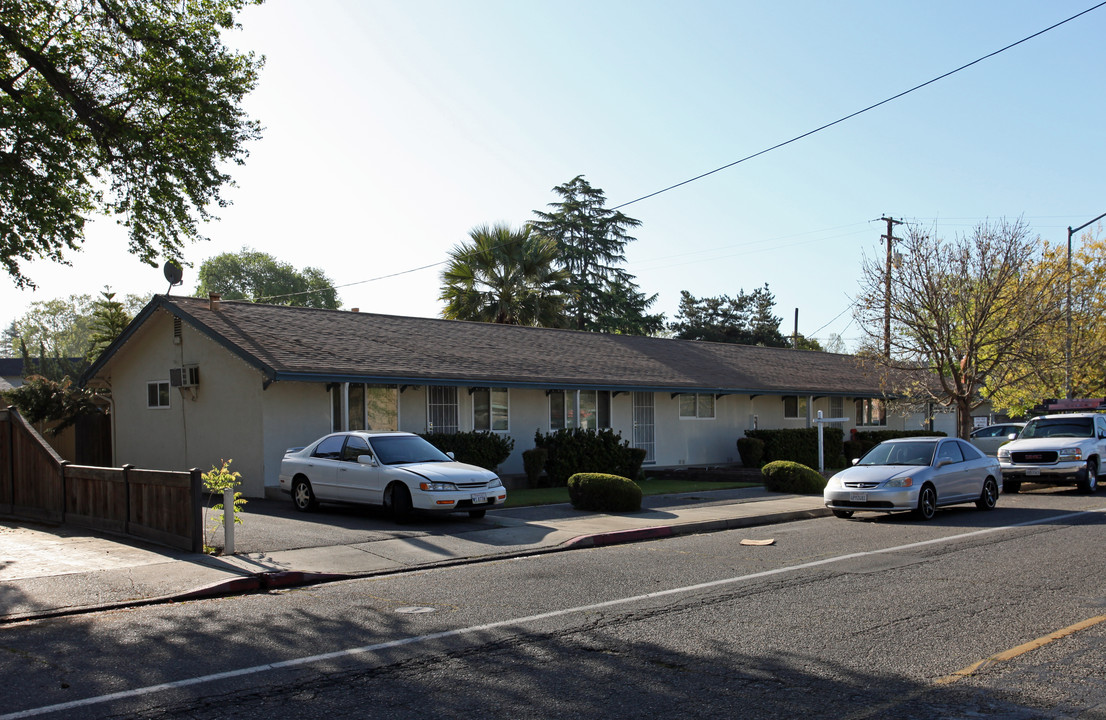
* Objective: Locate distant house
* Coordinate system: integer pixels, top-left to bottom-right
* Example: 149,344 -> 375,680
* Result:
83,294 -> 940,498
0,358 -> 23,389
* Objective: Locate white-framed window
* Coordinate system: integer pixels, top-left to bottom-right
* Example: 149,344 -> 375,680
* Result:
473,387 -> 509,431
855,398 -> 887,426
830,396 -> 844,419
427,386 -> 459,434
147,381 -> 170,409
549,390 -> 611,430
678,393 -> 716,419
783,396 -> 808,418
331,384 -> 399,432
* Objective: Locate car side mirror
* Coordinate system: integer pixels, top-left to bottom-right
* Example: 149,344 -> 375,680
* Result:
357,454 -> 377,466
446,451 -> 455,460
851,458 -> 859,466
1008,433 -> 1018,440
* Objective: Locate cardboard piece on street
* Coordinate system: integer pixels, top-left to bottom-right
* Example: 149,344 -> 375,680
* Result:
740,538 -> 775,546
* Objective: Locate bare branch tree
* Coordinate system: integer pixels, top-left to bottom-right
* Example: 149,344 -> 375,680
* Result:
854,218 -> 1064,437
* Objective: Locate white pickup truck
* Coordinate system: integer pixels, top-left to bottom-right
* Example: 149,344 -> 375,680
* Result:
997,412 -> 1106,494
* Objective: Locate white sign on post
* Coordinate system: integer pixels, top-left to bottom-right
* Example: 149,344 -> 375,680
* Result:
814,410 -> 849,472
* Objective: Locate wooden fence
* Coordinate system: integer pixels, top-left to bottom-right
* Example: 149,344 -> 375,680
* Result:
0,407 -> 202,552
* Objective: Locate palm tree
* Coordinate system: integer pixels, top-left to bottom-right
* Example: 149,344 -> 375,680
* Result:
440,223 -> 571,327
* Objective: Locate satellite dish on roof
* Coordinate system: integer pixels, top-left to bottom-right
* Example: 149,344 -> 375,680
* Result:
163,260 -> 184,294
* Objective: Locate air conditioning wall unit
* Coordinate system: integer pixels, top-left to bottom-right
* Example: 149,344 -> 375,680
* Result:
169,365 -> 200,388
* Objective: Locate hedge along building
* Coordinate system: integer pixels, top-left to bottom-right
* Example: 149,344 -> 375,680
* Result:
82,294 -> 930,498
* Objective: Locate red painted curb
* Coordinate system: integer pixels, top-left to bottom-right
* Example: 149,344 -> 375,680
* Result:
565,525 -> 675,548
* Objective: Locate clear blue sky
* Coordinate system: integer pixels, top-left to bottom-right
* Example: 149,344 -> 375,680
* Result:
3,0 -> 1104,350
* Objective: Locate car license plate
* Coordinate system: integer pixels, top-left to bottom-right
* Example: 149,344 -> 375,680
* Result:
1026,468 -> 1041,477
471,493 -> 488,504
849,493 -> 867,502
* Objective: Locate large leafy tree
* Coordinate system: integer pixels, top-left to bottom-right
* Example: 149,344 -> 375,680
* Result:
669,286 -> 790,346
5,288 -> 145,374
0,0 -> 263,287
195,248 -> 341,309
530,175 -> 663,334
855,218 -> 1063,438
440,223 -> 570,326
987,229 -> 1106,415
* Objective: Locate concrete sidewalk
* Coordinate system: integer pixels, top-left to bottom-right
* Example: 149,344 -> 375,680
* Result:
0,488 -> 830,623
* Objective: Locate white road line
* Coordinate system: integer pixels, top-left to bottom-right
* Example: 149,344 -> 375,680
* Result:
4,508 -> 1103,720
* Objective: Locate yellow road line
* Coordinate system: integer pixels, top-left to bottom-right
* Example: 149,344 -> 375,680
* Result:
935,613 -> 1106,685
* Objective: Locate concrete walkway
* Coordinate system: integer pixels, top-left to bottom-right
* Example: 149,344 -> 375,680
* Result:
0,487 -> 830,623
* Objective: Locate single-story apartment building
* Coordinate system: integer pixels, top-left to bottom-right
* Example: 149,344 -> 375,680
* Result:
83,294 -> 953,498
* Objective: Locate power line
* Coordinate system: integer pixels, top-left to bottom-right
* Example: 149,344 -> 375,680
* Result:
609,1 -> 1106,211
255,2 -> 1106,304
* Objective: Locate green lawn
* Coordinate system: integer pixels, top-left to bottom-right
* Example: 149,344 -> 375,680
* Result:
501,477 -> 760,509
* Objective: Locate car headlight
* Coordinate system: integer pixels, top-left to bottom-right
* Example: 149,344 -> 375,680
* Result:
488,477 -> 503,488
420,481 -> 458,492
826,475 -> 842,489
884,476 -> 914,488
1058,447 -> 1083,462
997,448 -> 1011,460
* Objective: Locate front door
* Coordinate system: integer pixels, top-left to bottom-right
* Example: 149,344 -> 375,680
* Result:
633,391 -> 655,464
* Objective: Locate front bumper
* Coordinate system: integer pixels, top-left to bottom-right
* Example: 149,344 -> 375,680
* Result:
999,461 -> 1087,485
824,486 -> 920,513
411,487 -> 507,513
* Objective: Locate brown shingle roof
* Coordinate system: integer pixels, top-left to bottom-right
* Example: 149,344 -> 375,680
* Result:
90,295 -> 884,397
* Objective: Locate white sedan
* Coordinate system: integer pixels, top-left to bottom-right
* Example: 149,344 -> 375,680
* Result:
279,431 -> 507,520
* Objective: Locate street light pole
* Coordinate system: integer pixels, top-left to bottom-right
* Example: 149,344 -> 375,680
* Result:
1066,211 -> 1106,400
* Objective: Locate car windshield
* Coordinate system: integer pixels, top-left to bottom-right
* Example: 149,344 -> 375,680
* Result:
858,441 -> 935,466
1021,418 -> 1094,439
369,435 -> 451,465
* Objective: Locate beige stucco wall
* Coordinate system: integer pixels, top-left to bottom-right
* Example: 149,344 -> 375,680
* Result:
103,309 -> 269,496
260,381 -> 331,494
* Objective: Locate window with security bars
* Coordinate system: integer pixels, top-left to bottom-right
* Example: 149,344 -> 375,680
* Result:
427,386 -> 459,434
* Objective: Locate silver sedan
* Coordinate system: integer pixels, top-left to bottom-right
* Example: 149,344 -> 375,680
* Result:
824,437 -> 1001,520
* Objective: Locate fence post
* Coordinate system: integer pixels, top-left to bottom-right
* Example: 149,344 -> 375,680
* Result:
59,460 -> 70,522
122,464 -> 134,535
189,468 -> 203,554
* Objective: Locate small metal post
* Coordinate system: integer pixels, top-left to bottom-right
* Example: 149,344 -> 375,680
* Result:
223,487 -> 235,555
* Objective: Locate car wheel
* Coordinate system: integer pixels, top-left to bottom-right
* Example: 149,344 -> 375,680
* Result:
292,477 -> 317,512
1003,480 -> 1021,494
468,508 -> 487,519
976,477 -> 998,510
386,482 -> 413,522
914,485 -> 937,521
1079,459 -> 1099,494
832,509 -> 854,519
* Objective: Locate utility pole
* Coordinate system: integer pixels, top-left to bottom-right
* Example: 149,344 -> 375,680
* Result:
880,216 -> 902,359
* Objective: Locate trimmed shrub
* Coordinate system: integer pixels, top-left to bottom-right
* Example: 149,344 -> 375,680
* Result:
534,428 -> 644,486
736,436 -> 764,467
568,473 -> 643,512
745,428 -> 844,468
420,431 -> 514,471
522,447 -> 548,487
761,460 -> 826,494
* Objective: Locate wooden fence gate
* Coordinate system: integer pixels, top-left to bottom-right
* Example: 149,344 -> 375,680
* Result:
0,407 -> 202,552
